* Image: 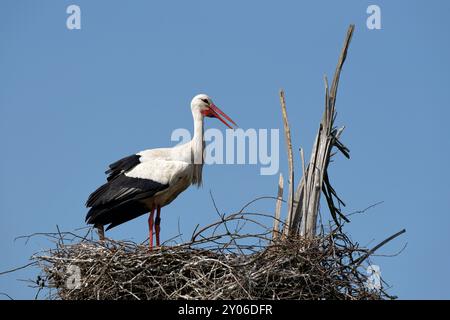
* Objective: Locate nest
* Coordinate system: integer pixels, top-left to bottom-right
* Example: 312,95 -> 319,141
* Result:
30,210 -> 396,300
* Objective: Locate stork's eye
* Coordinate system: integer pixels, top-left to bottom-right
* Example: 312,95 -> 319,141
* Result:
201,98 -> 209,104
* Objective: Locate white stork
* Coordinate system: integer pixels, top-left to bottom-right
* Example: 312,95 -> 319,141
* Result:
85,94 -> 236,248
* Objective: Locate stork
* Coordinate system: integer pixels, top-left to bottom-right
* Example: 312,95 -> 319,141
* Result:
85,94 -> 236,248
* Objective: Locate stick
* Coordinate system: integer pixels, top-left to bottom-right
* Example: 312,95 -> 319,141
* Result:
273,173 -> 284,240
279,90 -> 294,236
354,229 -> 406,266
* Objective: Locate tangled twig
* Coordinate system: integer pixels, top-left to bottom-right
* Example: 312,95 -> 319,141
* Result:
26,208 -> 398,300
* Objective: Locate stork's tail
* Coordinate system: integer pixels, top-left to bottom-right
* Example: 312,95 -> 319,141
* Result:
86,201 -> 149,231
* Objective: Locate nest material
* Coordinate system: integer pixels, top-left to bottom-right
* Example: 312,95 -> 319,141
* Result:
32,217 -> 392,300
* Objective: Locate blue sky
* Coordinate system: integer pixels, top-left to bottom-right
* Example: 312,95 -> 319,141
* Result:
1,0 -> 449,299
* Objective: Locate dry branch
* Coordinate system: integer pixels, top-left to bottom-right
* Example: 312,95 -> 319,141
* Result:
279,90 -> 294,236
284,24 -> 355,238
272,173 -> 284,241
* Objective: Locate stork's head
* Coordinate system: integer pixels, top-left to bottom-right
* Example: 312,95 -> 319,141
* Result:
191,94 -> 237,129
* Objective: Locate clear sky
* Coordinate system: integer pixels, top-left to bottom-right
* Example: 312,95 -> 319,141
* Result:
1,0 -> 449,299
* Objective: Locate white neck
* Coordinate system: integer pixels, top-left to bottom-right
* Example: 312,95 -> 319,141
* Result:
191,109 -> 204,186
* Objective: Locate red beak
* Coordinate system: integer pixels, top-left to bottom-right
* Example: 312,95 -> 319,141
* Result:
208,103 -> 237,129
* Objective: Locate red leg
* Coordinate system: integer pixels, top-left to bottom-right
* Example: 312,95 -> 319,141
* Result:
148,207 -> 155,249
155,206 -> 161,247
95,224 -> 105,241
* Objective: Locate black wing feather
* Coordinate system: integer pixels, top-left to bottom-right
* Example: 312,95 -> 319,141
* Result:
85,174 -> 169,228
105,154 -> 141,181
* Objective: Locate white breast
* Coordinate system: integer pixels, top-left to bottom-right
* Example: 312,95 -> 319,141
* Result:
125,159 -> 194,208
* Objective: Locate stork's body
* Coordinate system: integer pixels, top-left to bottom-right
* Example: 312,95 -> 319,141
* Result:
85,94 -> 235,248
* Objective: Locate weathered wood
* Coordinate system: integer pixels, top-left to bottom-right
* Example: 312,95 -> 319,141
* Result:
279,90 -> 294,236
303,25 -> 354,237
274,25 -> 355,239
272,173 -> 284,240
291,148 -> 306,234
